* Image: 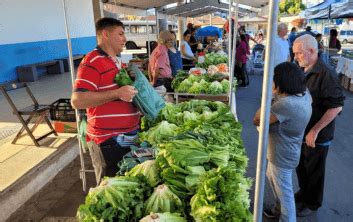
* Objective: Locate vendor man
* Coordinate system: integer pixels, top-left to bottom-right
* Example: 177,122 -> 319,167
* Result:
71,18 -> 140,184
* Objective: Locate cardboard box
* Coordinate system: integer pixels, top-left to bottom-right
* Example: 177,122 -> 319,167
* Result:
52,121 -> 77,133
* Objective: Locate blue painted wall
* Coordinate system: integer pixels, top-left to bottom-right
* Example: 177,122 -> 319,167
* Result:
0,36 -> 96,83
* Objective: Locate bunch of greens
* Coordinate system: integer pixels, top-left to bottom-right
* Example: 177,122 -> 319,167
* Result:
140,212 -> 187,222
159,139 -> 229,168
115,68 -> 133,86
196,53 -> 228,69
126,160 -> 161,187
174,74 -> 229,94
171,70 -> 189,90
144,184 -> 184,215
77,176 -> 151,222
190,167 -> 253,222
139,121 -> 180,146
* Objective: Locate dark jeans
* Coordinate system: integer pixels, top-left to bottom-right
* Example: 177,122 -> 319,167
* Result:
296,143 -> 329,210
89,137 -> 130,185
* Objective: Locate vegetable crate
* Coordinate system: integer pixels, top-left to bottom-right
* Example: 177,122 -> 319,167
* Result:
50,98 -> 76,122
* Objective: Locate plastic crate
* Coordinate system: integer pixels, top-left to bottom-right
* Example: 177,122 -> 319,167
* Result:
50,98 -> 76,122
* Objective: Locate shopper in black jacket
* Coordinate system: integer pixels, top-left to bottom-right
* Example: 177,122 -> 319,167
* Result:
293,34 -> 345,217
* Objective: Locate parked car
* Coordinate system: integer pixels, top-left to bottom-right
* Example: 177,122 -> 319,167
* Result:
339,30 -> 353,44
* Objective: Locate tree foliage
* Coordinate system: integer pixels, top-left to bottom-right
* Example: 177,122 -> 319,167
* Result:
279,0 -> 306,15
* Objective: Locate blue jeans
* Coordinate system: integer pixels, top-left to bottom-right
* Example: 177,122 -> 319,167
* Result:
266,162 -> 296,222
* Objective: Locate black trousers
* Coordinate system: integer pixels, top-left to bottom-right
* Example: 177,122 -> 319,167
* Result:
89,137 -> 130,185
155,78 -> 173,92
235,63 -> 249,86
296,143 -> 329,210
182,58 -> 194,71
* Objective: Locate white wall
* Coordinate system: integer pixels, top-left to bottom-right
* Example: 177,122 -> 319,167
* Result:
0,0 -> 96,45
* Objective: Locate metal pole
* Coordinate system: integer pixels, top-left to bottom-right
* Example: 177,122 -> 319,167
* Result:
156,8 -> 160,38
228,0 -> 232,78
253,0 -> 280,221
326,5 -> 332,64
228,0 -> 239,121
62,0 -> 87,192
146,10 -> 151,58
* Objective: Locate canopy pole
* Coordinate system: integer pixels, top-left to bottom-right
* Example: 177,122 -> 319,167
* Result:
228,1 -> 232,65
146,10 -> 151,58
228,0 -> 239,121
61,0 -> 88,192
156,8 -> 160,37
253,0 -> 280,221
326,4 -> 332,64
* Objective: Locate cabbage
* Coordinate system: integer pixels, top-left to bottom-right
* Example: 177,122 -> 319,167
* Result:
187,74 -> 202,83
140,212 -> 187,222
201,111 -> 217,121
188,82 -> 203,94
183,111 -> 200,123
176,79 -> 193,92
207,65 -> 219,75
199,79 -> 210,93
220,79 -> 230,93
144,184 -> 183,215
139,121 -> 180,145
126,160 -> 161,187
208,81 -> 224,95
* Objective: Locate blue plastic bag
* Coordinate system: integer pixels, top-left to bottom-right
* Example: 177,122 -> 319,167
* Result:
129,64 -> 166,121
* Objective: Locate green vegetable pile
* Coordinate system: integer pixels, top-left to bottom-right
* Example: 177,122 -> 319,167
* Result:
172,72 -> 230,95
77,100 -> 252,221
196,52 -> 228,69
77,176 -> 151,222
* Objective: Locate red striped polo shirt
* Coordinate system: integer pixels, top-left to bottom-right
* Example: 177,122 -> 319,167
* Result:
74,47 -> 140,144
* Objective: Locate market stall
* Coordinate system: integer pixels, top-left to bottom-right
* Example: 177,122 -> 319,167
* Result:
62,0 -> 282,221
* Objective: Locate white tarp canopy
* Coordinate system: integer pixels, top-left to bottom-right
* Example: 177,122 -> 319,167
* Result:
106,0 -> 267,10
330,0 -> 353,18
304,0 -> 353,19
158,0 -> 251,18
107,0 -> 180,10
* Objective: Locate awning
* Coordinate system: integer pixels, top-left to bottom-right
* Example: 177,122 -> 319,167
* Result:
158,0 -> 250,18
304,0 -> 353,19
106,0 -> 179,10
331,0 -> 353,18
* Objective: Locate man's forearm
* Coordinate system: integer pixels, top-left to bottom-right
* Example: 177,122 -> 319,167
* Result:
311,107 -> 342,133
71,90 -> 117,109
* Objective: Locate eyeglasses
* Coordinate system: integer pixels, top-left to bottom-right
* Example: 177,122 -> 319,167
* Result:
166,39 -> 175,42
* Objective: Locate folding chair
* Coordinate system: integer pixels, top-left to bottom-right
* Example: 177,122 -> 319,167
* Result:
0,83 -> 58,147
